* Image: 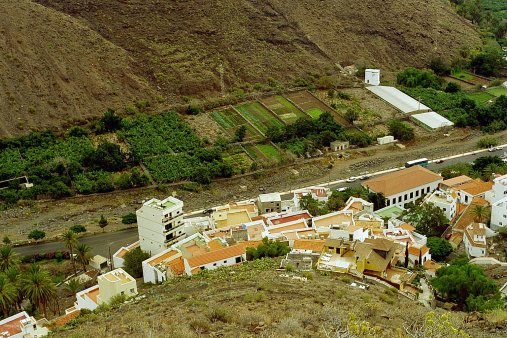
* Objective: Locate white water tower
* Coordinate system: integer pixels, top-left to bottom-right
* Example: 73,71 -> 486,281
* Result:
365,69 -> 380,86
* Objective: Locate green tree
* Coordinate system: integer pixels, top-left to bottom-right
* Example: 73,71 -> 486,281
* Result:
98,215 -> 108,232
387,119 -> 415,141
65,278 -> 82,295
299,194 -> 323,216
123,247 -> 150,278
426,237 -> 453,261
0,274 -> 17,317
472,205 -> 490,223
429,57 -> 451,76
234,125 -> 247,142
470,48 -> 505,77
2,236 -> 11,245
85,141 -> 126,172
21,264 -> 57,317
403,203 -> 448,237
245,238 -> 290,261
62,230 -> 78,275
344,106 -> 360,123
431,258 -> 502,311
28,230 -> 45,241
69,224 -> 87,234
98,108 -> 123,133
396,68 -> 442,89
445,82 -> 461,93
0,245 -> 19,272
122,213 -> 137,225
75,243 -> 92,272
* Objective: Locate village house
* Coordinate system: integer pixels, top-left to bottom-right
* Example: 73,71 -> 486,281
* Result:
464,223 -> 489,258
112,241 -> 139,269
266,210 -> 312,228
439,175 -> 473,191
312,210 -> 354,237
486,174 -> 507,204
362,166 -> 443,208
293,186 -> 329,209
280,249 -> 319,271
136,196 -> 185,255
342,197 -> 374,214
491,196 -> 507,230
455,179 -> 493,205
424,190 -> 457,220
258,192 -> 282,214
73,268 -> 137,311
0,312 -> 48,338
407,243 -> 431,267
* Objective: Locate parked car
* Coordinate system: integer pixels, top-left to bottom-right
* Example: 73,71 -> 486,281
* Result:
336,187 -> 349,192
346,177 -> 357,183
360,175 -> 370,180
435,159 -> 444,164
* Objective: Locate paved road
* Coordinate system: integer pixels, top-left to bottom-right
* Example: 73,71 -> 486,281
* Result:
14,228 -> 139,258
13,146 -> 506,258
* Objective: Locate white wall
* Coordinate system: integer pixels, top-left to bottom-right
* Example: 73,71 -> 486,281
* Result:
491,197 -> 507,230
464,234 -> 487,258
75,286 -> 99,311
142,262 -> 166,284
385,181 -> 441,208
193,254 -> 245,274
486,175 -> 507,204
365,69 -> 380,86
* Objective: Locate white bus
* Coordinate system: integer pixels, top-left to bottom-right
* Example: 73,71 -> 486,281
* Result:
405,158 -> 429,168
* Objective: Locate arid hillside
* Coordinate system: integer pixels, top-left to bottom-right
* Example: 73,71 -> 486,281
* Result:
1,0 -> 481,137
50,259 -> 505,338
0,0 -> 156,138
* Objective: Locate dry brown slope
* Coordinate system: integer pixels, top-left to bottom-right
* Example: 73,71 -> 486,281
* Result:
36,0 -> 481,97
0,0 -> 156,138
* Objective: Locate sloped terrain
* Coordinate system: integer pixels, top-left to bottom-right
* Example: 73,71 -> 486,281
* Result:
0,0 -> 156,138
1,0 -> 481,137
50,259 -> 505,337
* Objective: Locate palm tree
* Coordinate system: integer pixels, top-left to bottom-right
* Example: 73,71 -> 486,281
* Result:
472,205 -> 490,223
20,264 -> 56,317
0,245 -> 19,272
3,266 -> 21,312
65,278 -> 82,296
0,274 -> 17,317
75,243 -> 92,272
62,230 -> 78,275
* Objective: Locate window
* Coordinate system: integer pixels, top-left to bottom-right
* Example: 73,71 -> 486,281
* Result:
236,257 -> 242,263
386,200 -> 390,206
404,194 -> 408,201
224,260 -> 227,263
410,192 -> 413,198
130,288 -> 134,293
398,196 -> 402,203
121,291 -> 125,295
443,208 -> 446,211
427,187 -> 430,193
213,263 -> 217,266
416,190 -> 419,197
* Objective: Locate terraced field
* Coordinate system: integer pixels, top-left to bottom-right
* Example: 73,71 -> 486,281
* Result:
245,143 -> 282,163
260,95 -> 307,124
210,108 -> 262,141
235,102 -> 284,134
285,91 -> 351,126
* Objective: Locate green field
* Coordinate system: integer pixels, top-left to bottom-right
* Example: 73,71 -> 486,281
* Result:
307,108 -> 325,119
256,144 -> 281,162
486,86 -> 507,97
451,70 -> 476,82
235,102 -> 284,134
223,153 -> 253,175
467,91 -> 496,105
210,109 -> 262,141
265,96 -> 307,124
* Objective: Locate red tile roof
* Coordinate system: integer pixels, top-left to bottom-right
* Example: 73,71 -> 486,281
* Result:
0,312 -> 28,336
187,242 -> 257,268
270,212 -> 312,225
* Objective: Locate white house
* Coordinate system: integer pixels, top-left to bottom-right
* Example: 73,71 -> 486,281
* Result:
464,223 -> 488,258
377,135 -> 395,145
0,311 -> 48,338
329,224 -> 368,242
363,166 -> 443,208
258,192 -> 282,214
112,241 -> 139,269
365,69 -> 380,86
455,179 -> 493,205
74,268 -> 137,311
407,243 -> 431,267
424,190 -> 457,220
486,174 -> 507,204
137,197 -> 185,255
491,196 -> 507,231
293,186 -> 329,210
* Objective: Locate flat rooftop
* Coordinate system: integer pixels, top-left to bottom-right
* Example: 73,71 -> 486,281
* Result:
145,196 -> 182,210
100,269 -> 134,284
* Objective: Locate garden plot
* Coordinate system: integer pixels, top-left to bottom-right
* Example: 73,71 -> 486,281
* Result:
285,91 -> 334,119
260,95 -> 307,124
244,143 -> 282,163
235,102 -> 284,134
210,108 -> 262,141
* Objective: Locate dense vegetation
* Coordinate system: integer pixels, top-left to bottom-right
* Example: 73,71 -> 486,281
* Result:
123,247 -> 150,278
426,237 -> 454,261
403,203 -> 449,237
245,239 -> 290,261
431,257 -> 503,311
440,155 -> 507,180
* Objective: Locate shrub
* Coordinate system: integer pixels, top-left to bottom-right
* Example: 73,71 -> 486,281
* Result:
243,291 -> 267,303
28,229 -> 45,241
109,293 -> 128,308
397,68 -> 442,89
429,57 -> 451,76
98,215 -> 108,231
477,137 -> 498,148
246,238 -> 290,261
123,247 -> 150,278
69,224 -> 87,234
121,213 -> 137,225
387,119 -> 415,141
445,82 -> 461,93
207,307 -> 231,323
302,271 -> 314,280
427,237 -> 453,261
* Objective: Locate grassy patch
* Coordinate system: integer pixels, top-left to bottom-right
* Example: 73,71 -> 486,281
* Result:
452,70 -> 475,81
307,107 -> 325,119
235,102 -> 284,134
486,86 -> 507,97
256,144 -> 281,162
467,91 -> 496,105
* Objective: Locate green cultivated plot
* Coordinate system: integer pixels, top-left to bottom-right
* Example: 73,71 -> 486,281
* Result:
235,102 -> 284,134
256,144 -> 281,162
306,108 -> 325,119
210,109 -> 262,140
467,91 -> 496,105
487,86 -> 507,97
263,96 -> 307,124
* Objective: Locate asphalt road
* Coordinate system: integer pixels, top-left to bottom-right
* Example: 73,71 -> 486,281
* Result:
13,146 -> 506,258
14,228 -> 139,258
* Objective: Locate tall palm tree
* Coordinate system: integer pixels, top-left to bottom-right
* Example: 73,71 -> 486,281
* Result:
472,205 -> 490,223
75,243 -> 92,272
0,245 -> 19,272
0,274 -> 17,317
20,264 -> 56,317
62,230 -> 78,275
3,266 -> 21,312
